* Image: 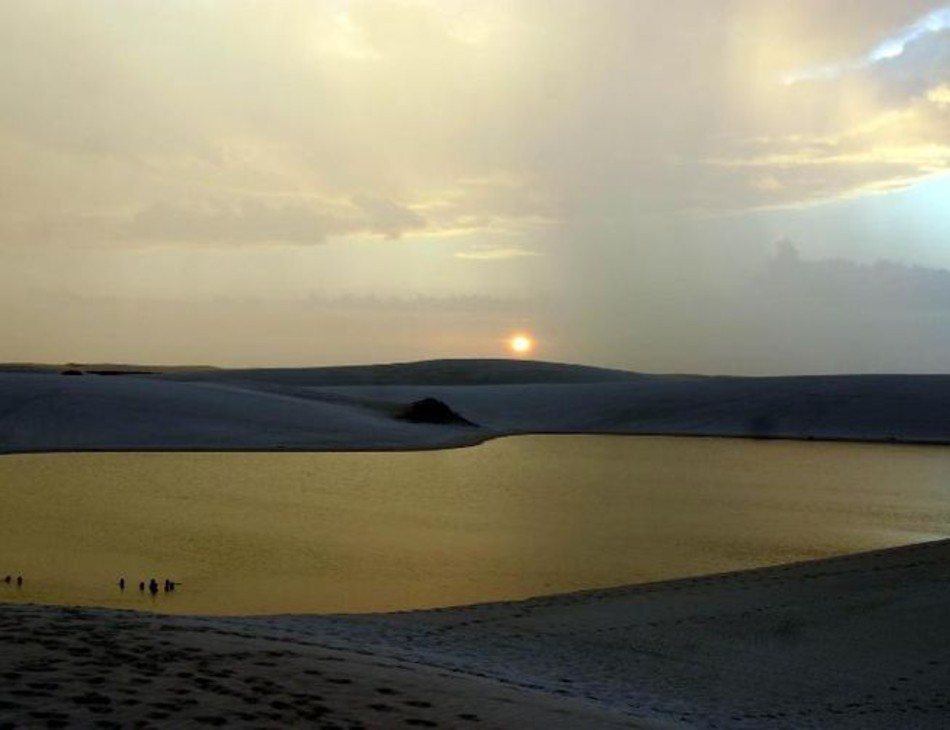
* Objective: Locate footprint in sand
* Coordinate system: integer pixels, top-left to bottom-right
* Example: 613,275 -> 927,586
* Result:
194,715 -> 228,726
27,681 -> 60,691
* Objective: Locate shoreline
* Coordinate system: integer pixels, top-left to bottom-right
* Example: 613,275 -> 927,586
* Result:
4,427 -> 950,459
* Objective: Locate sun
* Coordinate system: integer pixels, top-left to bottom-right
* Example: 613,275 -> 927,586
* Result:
508,334 -> 534,356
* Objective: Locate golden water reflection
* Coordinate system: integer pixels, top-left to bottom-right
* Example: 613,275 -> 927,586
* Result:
1,436 -> 949,615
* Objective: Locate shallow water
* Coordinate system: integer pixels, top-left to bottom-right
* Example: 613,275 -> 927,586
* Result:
1,436 -> 948,614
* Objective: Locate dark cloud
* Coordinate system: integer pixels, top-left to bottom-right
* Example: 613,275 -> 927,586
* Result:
766,240 -> 950,310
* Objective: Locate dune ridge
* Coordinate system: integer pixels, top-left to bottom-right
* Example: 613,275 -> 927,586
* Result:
3,359 -> 950,453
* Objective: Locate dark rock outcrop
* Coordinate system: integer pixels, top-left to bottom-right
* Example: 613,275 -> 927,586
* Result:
396,398 -> 476,426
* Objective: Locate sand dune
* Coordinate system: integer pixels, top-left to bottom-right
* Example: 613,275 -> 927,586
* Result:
1,540 -> 947,727
2,359 -> 950,726
0,604 -> 640,729
3,359 -> 950,452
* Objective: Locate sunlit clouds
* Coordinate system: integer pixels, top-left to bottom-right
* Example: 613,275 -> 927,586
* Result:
928,84 -> 950,106
3,1 -> 950,372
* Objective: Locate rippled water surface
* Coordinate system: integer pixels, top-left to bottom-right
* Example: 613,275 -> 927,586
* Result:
1,436 -> 949,614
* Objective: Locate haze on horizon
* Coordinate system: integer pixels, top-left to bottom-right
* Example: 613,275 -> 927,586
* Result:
3,0 -> 950,374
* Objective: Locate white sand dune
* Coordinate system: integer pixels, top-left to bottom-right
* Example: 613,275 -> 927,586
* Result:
3,359 -> 950,452
1,539 -> 947,727
2,359 -> 950,726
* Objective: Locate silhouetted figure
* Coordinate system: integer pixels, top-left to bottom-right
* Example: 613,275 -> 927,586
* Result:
2,575 -> 9,584
163,579 -> 171,593
118,578 -> 126,591
148,578 -> 159,596
139,581 -> 145,592
168,580 -> 176,592
16,576 -> 22,587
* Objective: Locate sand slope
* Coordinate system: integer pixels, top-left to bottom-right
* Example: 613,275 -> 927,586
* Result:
305,539 -> 950,728
0,605 -> 641,729
2,539 -> 948,728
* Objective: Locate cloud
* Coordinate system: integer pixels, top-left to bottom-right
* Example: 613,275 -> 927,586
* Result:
128,196 -> 427,245
351,195 -> 426,239
691,5 -> 950,212
751,175 -> 784,192
869,6 -> 950,61
418,176 -> 555,236
766,240 -> 950,309
928,83 -> 950,106
454,247 -> 541,261
2,0 -> 946,228
6,0 -> 950,374
703,87 -> 950,210
129,200 -> 348,245
784,5 -> 950,84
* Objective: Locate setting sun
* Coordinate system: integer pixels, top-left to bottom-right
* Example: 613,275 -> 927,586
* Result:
509,334 -> 534,355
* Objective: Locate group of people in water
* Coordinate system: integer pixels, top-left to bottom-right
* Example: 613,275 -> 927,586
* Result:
4,574 -> 180,597
118,577 -> 177,596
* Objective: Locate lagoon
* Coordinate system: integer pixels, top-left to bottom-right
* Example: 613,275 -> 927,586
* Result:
1,436 -> 948,614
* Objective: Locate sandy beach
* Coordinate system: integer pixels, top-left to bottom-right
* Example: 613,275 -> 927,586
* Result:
2,539 -> 949,728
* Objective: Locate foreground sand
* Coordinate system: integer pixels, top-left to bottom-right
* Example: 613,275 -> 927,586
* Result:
3,539 -> 949,728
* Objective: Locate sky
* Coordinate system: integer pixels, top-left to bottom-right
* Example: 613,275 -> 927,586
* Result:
3,0 -> 950,373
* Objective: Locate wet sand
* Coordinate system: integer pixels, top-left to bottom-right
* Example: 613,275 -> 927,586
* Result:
2,539 -> 949,728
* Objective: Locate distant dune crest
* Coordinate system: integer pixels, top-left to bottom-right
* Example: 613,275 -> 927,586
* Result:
2,358 -> 950,453
158,358 -> 643,386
